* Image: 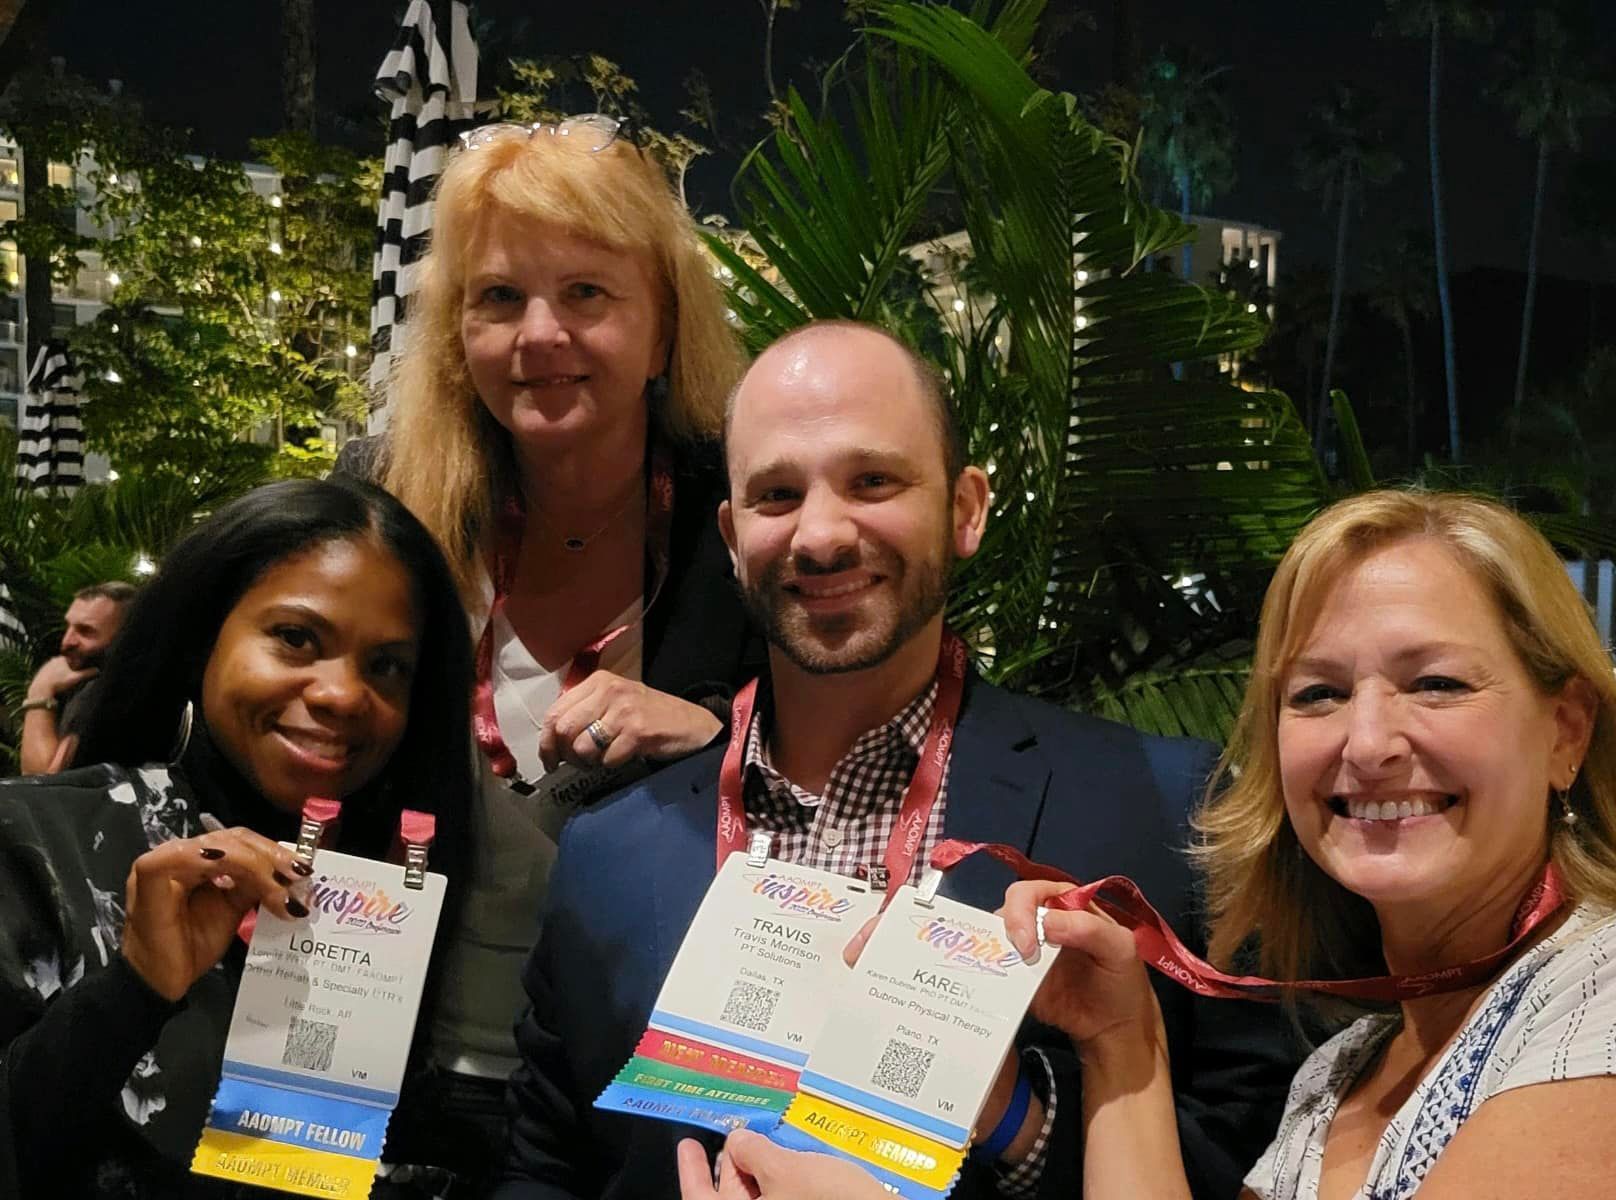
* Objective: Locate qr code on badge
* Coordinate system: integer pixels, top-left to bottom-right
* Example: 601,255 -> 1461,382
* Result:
282,1017 -> 338,1072
872,1038 -> 934,1099
719,979 -> 780,1033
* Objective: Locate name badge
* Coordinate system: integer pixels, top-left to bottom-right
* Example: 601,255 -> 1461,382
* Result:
773,887 -> 1059,1199
595,847 -> 881,1134
190,848 -> 446,1198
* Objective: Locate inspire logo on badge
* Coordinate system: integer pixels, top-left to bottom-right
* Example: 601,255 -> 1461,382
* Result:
306,873 -> 413,936
747,871 -> 858,921
910,914 -> 1022,976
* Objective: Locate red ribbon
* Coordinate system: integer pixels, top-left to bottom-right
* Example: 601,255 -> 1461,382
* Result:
717,631 -> 970,907
472,446 -> 676,780
929,839 -> 1566,1002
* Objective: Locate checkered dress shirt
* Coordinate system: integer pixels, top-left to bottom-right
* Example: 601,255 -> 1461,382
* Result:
740,683 -> 1057,1195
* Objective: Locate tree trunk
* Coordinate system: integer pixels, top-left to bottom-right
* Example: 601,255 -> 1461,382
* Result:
762,2 -> 779,103
1317,162 -> 1354,453
1174,168 -> 1190,380
1511,135 -> 1549,453
1398,306 -> 1419,470
281,0 -> 316,137
19,109 -> 51,368
1428,18 -> 1462,461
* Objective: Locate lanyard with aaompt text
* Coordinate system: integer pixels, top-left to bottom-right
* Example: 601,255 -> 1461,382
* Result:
928,839 -> 1566,1002
716,630 -> 969,905
471,445 -> 675,786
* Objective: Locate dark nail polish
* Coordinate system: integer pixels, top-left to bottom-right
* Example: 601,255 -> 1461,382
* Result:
273,871 -> 293,888
291,860 -> 314,877
286,898 -> 309,919
200,847 -> 225,860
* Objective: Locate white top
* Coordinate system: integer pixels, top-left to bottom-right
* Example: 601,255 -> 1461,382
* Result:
431,594 -> 644,1079
1246,903 -> 1616,1200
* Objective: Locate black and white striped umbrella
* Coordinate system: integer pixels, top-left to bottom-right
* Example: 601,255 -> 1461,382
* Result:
18,341 -> 84,496
366,0 -> 479,432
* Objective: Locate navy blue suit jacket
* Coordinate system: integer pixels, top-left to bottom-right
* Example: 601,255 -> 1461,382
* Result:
496,675 -> 1299,1200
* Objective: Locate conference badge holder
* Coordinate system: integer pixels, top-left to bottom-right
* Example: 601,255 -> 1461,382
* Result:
190,801 -> 446,1199
594,833 -> 882,1134
770,870 -> 1059,1200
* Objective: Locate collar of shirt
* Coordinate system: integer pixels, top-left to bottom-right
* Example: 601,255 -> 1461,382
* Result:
742,680 -> 939,829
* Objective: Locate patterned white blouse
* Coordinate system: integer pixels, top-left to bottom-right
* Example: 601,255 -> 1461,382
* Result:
1245,903 -> 1616,1200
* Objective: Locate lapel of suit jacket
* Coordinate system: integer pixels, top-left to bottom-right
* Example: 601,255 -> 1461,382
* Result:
936,675 -> 1052,912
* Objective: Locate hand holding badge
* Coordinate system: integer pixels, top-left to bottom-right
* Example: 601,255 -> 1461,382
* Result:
189,801 -> 446,1199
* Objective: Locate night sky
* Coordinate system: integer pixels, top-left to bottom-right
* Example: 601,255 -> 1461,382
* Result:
45,0 -> 1616,282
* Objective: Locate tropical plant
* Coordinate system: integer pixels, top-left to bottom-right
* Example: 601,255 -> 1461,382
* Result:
706,0 -> 1330,739
1136,47 -> 1236,285
1382,0 -> 1497,462
1297,84 -> 1402,453
1491,3 -> 1612,449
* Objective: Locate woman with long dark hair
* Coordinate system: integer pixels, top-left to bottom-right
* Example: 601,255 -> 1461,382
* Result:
0,476 -> 473,1198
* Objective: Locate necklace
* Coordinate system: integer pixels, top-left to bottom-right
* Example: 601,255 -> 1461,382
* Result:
538,480 -> 645,553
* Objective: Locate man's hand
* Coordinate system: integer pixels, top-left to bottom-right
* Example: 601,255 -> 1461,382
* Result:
26,655 -> 98,707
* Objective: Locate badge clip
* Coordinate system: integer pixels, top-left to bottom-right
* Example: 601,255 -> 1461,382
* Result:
746,830 -> 774,868
295,797 -> 342,867
395,809 -> 438,891
914,867 -> 943,908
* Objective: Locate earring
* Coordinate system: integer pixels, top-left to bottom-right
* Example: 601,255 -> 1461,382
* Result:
168,699 -> 195,763
1559,764 -> 1581,829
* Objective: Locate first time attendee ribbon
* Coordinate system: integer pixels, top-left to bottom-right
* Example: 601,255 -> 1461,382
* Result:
928,839 -> 1566,1003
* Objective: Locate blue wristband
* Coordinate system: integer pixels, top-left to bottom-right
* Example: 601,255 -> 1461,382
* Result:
972,1065 -> 1032,1162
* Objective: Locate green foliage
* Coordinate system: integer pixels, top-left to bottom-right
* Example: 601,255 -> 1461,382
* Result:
710,0 -> 1334,740
65,130 -> 374,482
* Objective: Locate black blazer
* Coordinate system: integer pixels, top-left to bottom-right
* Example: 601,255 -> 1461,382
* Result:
494,674 -> 1303,1200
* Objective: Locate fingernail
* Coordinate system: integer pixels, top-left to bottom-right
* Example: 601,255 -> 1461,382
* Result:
200,846 -> 225,860
286,898 -> 309,918
273,870 -> 293,887
290,860 -> 314,877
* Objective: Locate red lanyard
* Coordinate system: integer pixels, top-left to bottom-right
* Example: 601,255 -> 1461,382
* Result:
930,839 -> 1567,1003
472,447 -> 675,782
717,631 -> 970,903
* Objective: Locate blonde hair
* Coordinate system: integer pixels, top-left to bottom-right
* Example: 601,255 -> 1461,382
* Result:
1194,489 -> 1616,983
380,132 -> 745,599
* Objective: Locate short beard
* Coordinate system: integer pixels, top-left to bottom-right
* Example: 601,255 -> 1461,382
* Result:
739,553 -> 952,676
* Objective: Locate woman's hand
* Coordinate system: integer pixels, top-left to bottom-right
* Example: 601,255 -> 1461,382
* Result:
676,1131 -> 892,1200
120,827 -> 313,1002
539,671 -> 723,771
1000,880 -> 1162,1055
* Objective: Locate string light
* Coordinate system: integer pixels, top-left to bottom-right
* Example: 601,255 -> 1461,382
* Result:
190,235 -> 202,248
270,194 -> 282,208
133,553 -> 156,577
1076,270 -> 1089,282
268,241 -> 283,255
106,469 -> 120,481
269,289 -> 282,303
952,298 -> 966,312
107,271 -> 121,286
344,344 -> 358,358
105,369 -> 122,383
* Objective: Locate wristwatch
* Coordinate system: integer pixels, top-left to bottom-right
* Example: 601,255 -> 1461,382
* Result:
17,696 -> 57,715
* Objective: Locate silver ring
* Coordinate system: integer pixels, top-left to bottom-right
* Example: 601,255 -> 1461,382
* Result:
585,719 -> 614,752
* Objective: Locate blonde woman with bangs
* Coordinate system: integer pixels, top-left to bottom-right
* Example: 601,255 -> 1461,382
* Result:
677,490 -> 1616,1200
344,117 -> 764,1189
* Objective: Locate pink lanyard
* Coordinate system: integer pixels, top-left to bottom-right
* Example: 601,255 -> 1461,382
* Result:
717,631 -> 969,907
930,839 -> 1566,1002
471,447 -> 674,785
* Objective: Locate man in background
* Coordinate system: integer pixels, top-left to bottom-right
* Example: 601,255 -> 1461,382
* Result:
18,581 -> 136,774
